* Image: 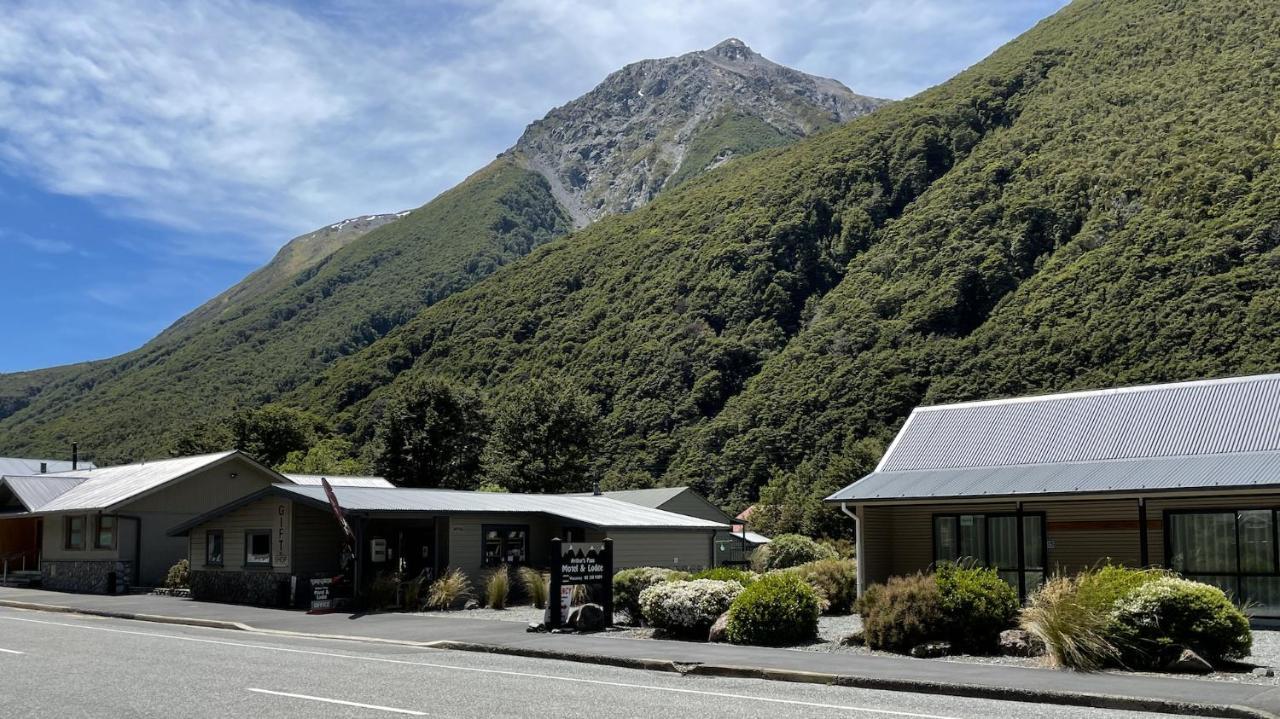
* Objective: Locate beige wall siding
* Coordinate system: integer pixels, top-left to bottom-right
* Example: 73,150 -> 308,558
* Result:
188,496 -> 286,573
126,458 -> 280,514
860,506 -> 894,586
42,515 -> 122,562
446,514 -> 554,586
606,530 -> 714,571
657,491 -> 733,524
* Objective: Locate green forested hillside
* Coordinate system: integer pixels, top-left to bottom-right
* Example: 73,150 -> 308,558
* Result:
0,158 -> 571,462
301,0 -> 1280,506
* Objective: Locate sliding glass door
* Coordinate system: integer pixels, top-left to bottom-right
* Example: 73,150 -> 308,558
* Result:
1167,509 -> 1280,615
934,512 -> 1046,599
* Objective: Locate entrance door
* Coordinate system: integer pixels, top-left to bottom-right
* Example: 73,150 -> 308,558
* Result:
398,523 -> 435,583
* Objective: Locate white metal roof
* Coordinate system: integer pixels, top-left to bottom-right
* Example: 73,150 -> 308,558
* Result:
35,451 -> 250,513
284,474 -> 394,488
0,476 -> 88,511
592,487 -> 689,508
276,484 -> 727,529
0,457 -> 96,476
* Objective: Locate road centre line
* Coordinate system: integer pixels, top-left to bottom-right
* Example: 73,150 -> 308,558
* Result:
0,613 -> 961,719
0,647 -> 24,655
247,688 -> 427,715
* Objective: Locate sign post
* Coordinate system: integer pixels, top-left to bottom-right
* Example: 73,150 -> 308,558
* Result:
547,537 -> 614,630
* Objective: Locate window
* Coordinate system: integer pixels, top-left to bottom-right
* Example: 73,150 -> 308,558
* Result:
245,530 -> 271,566
482,525 -> 529,567
205,530 -> 224,567
64,515 -> 86,550
94,515 -> 116,550
933,512 -> 1046,598
1168,509 -> 1280,614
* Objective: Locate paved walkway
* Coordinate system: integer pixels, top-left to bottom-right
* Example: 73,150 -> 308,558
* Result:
2,587 -> 1275,718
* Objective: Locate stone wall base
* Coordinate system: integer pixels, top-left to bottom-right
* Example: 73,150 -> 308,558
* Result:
190,570 -> 291,607
41,560 -> 132,594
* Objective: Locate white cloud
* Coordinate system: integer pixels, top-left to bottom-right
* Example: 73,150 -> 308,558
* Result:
0,0 -> 1065,263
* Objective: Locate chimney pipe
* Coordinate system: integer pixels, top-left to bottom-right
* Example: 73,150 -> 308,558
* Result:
40,462 -> 47,474
592,481 -> 601,496
72,442 -> 78,471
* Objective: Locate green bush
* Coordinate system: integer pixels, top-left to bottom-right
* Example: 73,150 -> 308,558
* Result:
751,534 -> 837,572
368,573 -> 400,610
725,573 -> 820,646
164,559 -> 190,589
786,558 -> 858,614
857,572 -> 946,652
935,563 -> 1019,652
690,567 -> 758,586
638,579 -> 742,637
1110,577 -> 1252,668
1077,564 -> 1164,612
613,567 -> 688,624
426,567 -> 473,610
484,566 -> 510,610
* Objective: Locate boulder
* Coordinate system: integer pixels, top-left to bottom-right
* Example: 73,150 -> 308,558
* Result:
1252,667 -> 1275,678
573,603 -> 608,632
708,612 -> 730,643
998,629 -> 1043,657
463,599 -> 480,611
526,621 -> 546,633
1165,648 -> 1213,674
840,630 -> 865,647
910,641 -> 951,658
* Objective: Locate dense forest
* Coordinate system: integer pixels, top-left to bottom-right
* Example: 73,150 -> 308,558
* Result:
4,0 -> 1280,535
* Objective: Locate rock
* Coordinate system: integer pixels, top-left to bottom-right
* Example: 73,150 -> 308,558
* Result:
840,630 -> 865,647
708,612 -> 730,643
573,603 -> 608,632
526,621 -> 546,633
463,599 -> 480,611
998,629 -> 1043,657
1165,648 -> 1213,674
1252,667 -> 1275,678
910,641 -> 952,658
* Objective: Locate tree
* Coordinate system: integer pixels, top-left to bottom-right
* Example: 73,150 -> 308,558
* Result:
230,404 -> 326,468
751,437 -> 882,539
483,376 -> 600,493
277,437 -> 366,475
374,377 -> 489,488
170,417 -> 233,457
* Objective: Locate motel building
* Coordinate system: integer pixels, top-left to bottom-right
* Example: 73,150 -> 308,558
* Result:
827,373 -> 1280,616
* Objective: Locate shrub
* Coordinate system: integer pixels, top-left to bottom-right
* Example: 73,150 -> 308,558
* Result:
485,566 -> 510,610
857,572 -> 946,652
638,579 -> 742,637
613,567 -> 688,624
404,575 -> 426,612
369,573 -> 400,610
786,558 -> 858,614
1077,564 -> 1164,612
519,566 -> 548,609
164,559 -> 190,589
1110,577 -> 1252,668
690,567 -> 758,586
751,534 -> 837,572
725,573 -> 820,646
1021,574 -> 1120,670
426,568 -> 473,610
818,537 -> 856,560
935,563 -> 1019,652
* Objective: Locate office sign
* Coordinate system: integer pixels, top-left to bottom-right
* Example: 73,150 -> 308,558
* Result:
559,543 -> 606,585
548,537 -> 614,630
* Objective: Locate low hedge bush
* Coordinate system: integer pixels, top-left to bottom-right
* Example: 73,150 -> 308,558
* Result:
725,573 -> 820,646
785,558 -> 858,614
1110,577 -> 1251,668
752,534 -> 837,571
857,572 -> 945,652
858,565 -> 1016,653
638,579 -> 742,637
935,563 -> 1019,652
164,559 -> 190,589
690,567 -> 758,586
613,567 -> 688,624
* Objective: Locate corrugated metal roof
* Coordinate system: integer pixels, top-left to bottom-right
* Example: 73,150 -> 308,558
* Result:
0,457 -> 96,476
880,373 -> 1280,472
0,476 -> 87,511
36,451 -> 242,512
277,484 -> 727,529
828,450 -> 1280,502
572,486 -> 689,508
284,474 -> 394,488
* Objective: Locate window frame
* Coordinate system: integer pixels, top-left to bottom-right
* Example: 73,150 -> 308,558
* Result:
481,524 -> 530,568
1164,507 -> 1280,607
932,511 -> 1047,600
93,515 -> 117,550
244,529 -> 272,568
64,515 -> 86,551
205,529 -> 225,568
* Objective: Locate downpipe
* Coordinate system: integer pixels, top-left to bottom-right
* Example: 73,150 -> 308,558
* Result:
840,502 -> 864,597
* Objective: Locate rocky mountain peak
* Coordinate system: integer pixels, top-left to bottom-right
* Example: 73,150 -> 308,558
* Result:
511,41 -> 889,226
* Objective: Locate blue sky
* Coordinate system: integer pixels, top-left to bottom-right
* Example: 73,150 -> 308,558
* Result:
0,0 -> 1068,372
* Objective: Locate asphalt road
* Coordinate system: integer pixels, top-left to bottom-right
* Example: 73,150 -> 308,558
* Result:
0,607 -> 1169,719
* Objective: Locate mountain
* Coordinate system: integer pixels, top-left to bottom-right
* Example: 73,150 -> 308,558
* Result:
0,41 -> 881,463
514,38 -> 884,226
293,0 -> 1280,506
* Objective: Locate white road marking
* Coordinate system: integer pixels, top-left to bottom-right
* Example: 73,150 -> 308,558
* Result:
0,647 -> 24,655
247,688 -> 427,716
0,612 -> 961,719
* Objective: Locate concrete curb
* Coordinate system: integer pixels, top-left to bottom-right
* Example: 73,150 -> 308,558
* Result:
2,599 -> 1272,719
0,599 -> 251,631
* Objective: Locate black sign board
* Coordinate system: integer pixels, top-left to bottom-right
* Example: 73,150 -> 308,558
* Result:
548,537 -> 613,630
308,575 -> 348,613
